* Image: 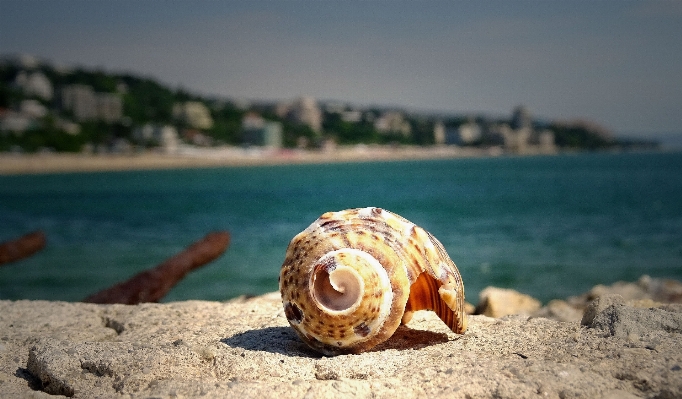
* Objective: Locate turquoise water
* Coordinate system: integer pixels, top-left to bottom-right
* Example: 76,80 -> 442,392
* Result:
1,151 -> 681,304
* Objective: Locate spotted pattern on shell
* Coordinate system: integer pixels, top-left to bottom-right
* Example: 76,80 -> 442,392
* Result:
279,207 -> 467,355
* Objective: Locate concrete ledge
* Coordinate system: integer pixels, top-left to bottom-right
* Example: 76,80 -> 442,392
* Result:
1,292 -> 680,398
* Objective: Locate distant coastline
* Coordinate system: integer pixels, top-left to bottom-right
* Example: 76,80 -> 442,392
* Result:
1,144 -> 675,176
4,55 -> 670,171
0,145 -> 501,175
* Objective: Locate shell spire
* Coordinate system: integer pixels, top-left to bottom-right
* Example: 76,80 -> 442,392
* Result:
279,207 -> 467,355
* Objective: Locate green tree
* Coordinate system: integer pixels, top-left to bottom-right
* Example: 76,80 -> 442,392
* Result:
120,76 -> 176,124
549,122 -> 615,150
322,112 -> 379,144
406,117 -> 434,145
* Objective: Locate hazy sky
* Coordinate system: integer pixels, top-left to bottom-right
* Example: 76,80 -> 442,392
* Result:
1,0 -> 681,136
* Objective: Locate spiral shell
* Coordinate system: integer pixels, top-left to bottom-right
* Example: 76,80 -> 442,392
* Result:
279,207 -> 467,355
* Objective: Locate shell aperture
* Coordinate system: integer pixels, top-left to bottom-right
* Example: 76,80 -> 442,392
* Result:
279,207 -> 467,355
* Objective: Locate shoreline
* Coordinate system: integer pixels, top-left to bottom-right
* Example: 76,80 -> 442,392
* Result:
1,145 -> 673,176
0,145 -> 527,175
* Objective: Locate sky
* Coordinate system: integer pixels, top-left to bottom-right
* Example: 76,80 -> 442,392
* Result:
1,0 -> 681,137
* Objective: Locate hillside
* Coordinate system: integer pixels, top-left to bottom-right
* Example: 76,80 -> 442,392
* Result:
0,55 -> 657,154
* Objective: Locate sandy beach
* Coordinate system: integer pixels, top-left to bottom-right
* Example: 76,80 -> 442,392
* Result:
0,145 -> 505,175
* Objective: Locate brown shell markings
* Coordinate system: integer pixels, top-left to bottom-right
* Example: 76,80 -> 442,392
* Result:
279,207 -> 467,356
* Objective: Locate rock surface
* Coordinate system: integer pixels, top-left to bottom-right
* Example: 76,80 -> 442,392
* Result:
475,286 -> 542,318
578,275 -> 682,307
1,291 -> 681,399
531,275 -> 682,323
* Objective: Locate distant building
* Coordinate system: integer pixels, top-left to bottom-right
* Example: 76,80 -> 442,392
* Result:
277,96 -> 323,133
291,97 -> 322,133
536,130 -> 556,153
0,100 -> 48,134
482,123 -> 508,147
485,107 -> 557,154
274,102 -> 291,119
511,105 -> 532,130
439,121 -> 481,146
1,100 -> 49,134
374,111 -> 411,137
325,102 -> 362,123
61,85 -> 97,121
0,111 -> 34,133
232,98 -> 251,111
96,93 -> 123,123
60,84 -> 122,123
133,124 -> 155,143
341,110 -> 362,123
172,101 -> 214,130
116,82 -> 128,94
110,138 -> 133,154
443,127 -> 457,145
13,71 -> 53,101
19,100 -> 48,119
433,121 -> 446,145
456,122 -> 482,145
55,118 -> 80,135
133,124 -> 179,153
157,125 -> 180,153
182,129 -> 213,146
363,111 -> 377,123
320,137 -> 337,152
241,112 -> 282,148
242,112 -> 265,131
324,102 -> 346,114
502,126 -> 532,153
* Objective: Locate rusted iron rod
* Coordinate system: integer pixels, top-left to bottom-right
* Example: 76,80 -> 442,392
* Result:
0,230 -> 47,266
84,231 -> 230,304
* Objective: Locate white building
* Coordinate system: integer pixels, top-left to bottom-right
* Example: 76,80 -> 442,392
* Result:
157,125 -> 180,153
241,112 -> 283,148
241,112 -> 265,131
374,111 -> 411,137
14,71 -> 53,101
277,97 -> 323,133
172,101 -> 214,130
457,122 -> 482,144
341,110 -> 362,123
60,85 -> 122,123
96,93 -> 123,123
536,130 -> 557,153
61,85 -> 97,121
505,107 -> 557,154
0,111 -> 34,133
55,119 -> 80,135
502,126 -> 532,153
133,124 -> 179,153
19,100 -> 48,119
433,121 -> 446,145
291,96 -> 322,133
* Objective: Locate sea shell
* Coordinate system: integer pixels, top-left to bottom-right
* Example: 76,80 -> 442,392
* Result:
279,207 -> 467,355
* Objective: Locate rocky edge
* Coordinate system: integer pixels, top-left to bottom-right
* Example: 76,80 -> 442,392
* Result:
0,277 -> 681,399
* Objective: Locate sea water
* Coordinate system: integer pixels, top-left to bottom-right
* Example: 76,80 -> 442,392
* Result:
1,151 -> 681,304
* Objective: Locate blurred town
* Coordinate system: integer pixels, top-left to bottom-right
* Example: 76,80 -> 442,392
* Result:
0,54 -> 656,158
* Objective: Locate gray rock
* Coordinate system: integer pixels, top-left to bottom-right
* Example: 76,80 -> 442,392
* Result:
585,301 -> 682,338
475,286 -> 542,318
581,294 -> 626,326
638,275 -> 682,303
533,299 -> 584,323
568,275 -> 682,313
1,292 -> 681,398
